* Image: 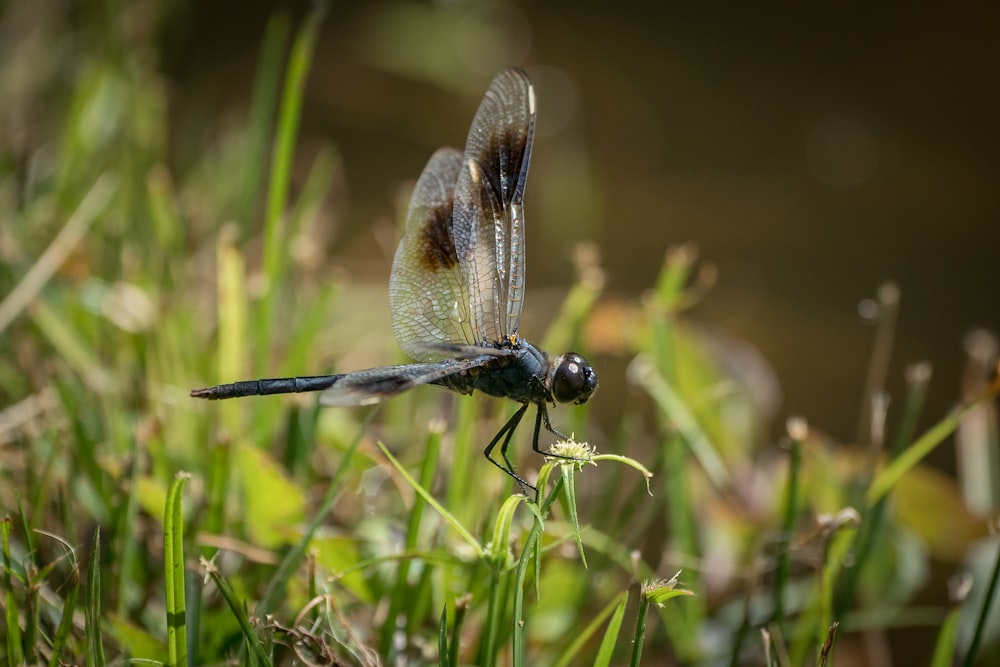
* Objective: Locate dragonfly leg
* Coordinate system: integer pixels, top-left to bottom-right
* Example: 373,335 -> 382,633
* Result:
533,405 -> 588,462
484,403 -> 534,493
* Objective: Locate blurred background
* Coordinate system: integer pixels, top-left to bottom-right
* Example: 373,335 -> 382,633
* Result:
156,0 -> 1000,442
2,0 -> 999,664
5,0 -> 998,443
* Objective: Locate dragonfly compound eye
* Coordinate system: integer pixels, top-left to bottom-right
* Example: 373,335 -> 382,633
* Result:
551,353 -> 599,405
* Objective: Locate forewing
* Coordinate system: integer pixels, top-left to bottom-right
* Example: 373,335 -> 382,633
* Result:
317,358 -> 490,407
389,148 -> 473,361
453,68 -> 535,344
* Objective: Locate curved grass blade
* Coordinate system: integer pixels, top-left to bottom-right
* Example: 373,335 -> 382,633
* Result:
200,556 -> 271,666
378,441 -> 484,558
594,591 -> 630,667
867,377 -> 1000,505
552,590 -> 629,667
962,539 -> 1000,667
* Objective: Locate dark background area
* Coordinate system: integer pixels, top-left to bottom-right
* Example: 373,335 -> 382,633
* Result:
159,0 -> 999,450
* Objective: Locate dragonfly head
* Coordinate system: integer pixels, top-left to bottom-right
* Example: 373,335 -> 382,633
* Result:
549,352 -> 599,405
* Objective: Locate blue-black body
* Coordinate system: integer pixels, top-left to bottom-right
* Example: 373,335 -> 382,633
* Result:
190,69 -> 599,490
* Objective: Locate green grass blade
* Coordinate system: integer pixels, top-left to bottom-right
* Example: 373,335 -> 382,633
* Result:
255,0 -> 328,373
488,494 -> 527,569
962,539 -> 1000,667
867,378 -> 1000,504
594,591 -> 630,667
559,464 -> 587,569
85,527 -> 105,667
238,12 -> 291,230
552,590 -> 628,667
15,494 -> 41,663
216,237 -> 248,435
774,420 -> 804,633
480,570 -> 504,667
47,569 -> 79,667
451,594 -> 471,667
629,592 -> 650,667
445,396 -> 479,520
258,408 -> 378,614
438,605 -> 450,667
115,434 -> 142,619
2,518 -> 24,666
204,440 -> 229,540
631,357 -> 730,491
200,557 -> 270,666
930,603 -> 962,667
164,472 -> 190,667
378,441 -> 484,558
379,425 -> 443,656
834,363 -> 932,618
512,477 -> 566,666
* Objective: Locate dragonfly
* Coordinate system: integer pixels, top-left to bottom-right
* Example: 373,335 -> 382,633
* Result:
191,68 -> 599,490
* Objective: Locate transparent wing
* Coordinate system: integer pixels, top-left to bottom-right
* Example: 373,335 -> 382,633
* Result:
389,147 -> 474,362
317,358 -> 491,407
453,68 -> 536,344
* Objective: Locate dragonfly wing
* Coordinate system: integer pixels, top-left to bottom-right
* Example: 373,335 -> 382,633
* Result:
453,68 -> 535,344
317,358 -> 493,407
389,148 -> 474,361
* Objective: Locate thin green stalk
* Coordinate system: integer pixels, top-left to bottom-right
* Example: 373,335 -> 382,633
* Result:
854,283 -> 899,447
47,571 -> 78,667
379,427 -> 443,656
632,576 -> 695,667
115,433 -> 142,619
451,595 -> 471,667
629,592 -> 651,667
16,495 -> 40,663
447,396 -> 482,519
835,363 -> 930,618
480,570 -> 504,667
774,421 -> 804,634
378,441 -> 484,558
2,519 -> 23,666
512,477 -> 566,666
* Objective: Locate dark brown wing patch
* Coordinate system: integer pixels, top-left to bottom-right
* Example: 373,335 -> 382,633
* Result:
418,198 -> 459,272
476,125 -> 531,209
